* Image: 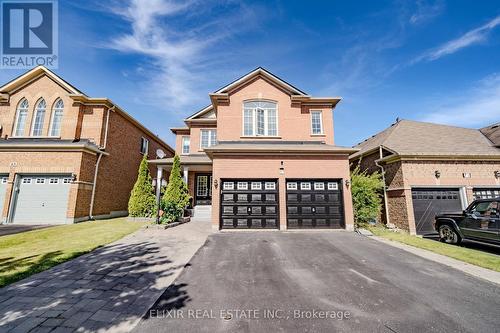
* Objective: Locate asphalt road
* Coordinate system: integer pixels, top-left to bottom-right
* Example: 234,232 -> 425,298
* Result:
134,231 -> 500,333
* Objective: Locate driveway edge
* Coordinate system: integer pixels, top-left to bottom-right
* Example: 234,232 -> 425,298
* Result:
368,236 -> 500,285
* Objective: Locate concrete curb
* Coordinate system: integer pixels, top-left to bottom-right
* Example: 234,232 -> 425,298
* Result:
368,235 -> 500,286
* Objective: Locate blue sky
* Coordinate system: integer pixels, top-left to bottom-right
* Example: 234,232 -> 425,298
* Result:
1,0 -> 499,147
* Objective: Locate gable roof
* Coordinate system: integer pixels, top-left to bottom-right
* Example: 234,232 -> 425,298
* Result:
213,67 -> 308,96
352,119 -> 500,159
0,66 -> 85,96
480,122 -> 500,147
186,105 -> 214,120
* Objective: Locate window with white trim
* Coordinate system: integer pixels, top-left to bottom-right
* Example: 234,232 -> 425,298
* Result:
243,101 -> 278,136
287,182 -> 297,190
311,111 -> 323,135
237,182 -> 248,190
49,178 -> 59,184
14,99 -> 29,136
32,99 -> 47,136
301,182 -> 311,190
36,178 -> 45,184
265,182 -> 276,190
22,178 -> 32,184
314,182 -> 325,190
49,99 -> 64,137
140,137 -> 149,155
181,136 -> 190,154
223,182 -> 234,190
200,129 -> 217,148
328,182 -> 338,190
251,182 -> 262,190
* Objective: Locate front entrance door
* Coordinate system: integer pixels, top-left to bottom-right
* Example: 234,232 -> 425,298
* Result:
195,174 -> 212,205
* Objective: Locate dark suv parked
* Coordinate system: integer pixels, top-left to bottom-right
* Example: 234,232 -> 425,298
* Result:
434,198 -> 500,245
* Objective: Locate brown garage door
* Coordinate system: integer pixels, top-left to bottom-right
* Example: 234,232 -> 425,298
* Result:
286,179 -> 344,229
412,188 -> 462,235
220,179 -> 279,229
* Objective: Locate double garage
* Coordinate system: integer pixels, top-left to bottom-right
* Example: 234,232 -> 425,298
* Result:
412,187 -> 500,235
220,179 -> 344,230
1,174 -> 73,225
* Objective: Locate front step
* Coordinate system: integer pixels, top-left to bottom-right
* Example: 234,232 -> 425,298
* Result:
193,205 -> 212,219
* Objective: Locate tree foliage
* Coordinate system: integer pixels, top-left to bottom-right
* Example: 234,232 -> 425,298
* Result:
350,166 -> 384,227
128,155 -> 156,217
161,155 -> 191,223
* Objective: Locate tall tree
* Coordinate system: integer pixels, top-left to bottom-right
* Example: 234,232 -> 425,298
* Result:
128,155 -> 156,217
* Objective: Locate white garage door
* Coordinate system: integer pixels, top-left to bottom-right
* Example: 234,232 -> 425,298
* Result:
0,175 -> 8,220
11,175 -> 72,225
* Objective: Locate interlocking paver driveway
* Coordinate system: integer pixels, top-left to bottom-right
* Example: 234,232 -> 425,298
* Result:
0,218 -> 210,333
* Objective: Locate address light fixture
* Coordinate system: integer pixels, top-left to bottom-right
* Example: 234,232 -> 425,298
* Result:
495,171 -> 500,179
434,170 -> 441,179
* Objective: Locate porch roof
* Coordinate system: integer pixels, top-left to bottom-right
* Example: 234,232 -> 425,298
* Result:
149,154 -> 212,166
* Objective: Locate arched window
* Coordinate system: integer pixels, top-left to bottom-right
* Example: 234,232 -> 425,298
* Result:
243,100 -> 278,136
31,99 -> 47,136
13,99 -> 29,136
49,99 -> 64,137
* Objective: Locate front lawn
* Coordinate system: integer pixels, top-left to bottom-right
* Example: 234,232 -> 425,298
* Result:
368,226 -> 500,272
0,218 -> 144,287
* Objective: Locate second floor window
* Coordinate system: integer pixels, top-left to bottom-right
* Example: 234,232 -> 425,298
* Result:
49,99 -> 64,137
32,99 -> 47,136
243,101 -> 277,136
311,111 -> 323,135
200,129 -> 217,148
14,99 -> 29,136
140,137 -> 149,155
182,136 -> 190,154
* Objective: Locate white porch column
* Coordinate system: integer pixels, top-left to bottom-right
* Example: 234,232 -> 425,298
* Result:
183,167 -> 189,184
155,166 -> 163,223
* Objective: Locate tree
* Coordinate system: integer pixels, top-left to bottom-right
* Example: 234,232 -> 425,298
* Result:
161,155 -> 191,223
128,155 -> 156,217
350,166 -> 384,227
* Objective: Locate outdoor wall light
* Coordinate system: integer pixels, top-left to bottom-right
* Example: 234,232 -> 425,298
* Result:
495,171 -> 500,179
71,173 -> 77,181
434,170 -> 441,179
345,179 -> 350,187
214,179 -> 218,189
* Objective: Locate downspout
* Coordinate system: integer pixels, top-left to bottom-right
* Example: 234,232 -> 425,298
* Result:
375,146 -> 391,226
89,106 -> 115,220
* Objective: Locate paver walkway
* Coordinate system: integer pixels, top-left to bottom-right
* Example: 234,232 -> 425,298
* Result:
0,217 -> 211,333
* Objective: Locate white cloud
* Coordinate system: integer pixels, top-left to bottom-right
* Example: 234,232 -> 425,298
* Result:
409,0 -> 444,25
413,15 -> 500,63
105,0 -> 261,112
421,73 -> 500,127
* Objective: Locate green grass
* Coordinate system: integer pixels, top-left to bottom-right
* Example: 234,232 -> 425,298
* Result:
0,218 -> 144,287
367,226 -> 500,272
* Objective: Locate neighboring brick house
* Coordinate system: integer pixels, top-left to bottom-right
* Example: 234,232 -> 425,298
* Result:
351,119 -> 500,235
150,67 -> 357,231
0,66 -> 174,224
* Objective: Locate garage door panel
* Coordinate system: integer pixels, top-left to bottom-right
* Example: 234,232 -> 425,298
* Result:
473,188 -> 500,200
286,179 -> 344,229
412,188 -> 462,235
12,175 -> 71,225
220,179 -> 279,229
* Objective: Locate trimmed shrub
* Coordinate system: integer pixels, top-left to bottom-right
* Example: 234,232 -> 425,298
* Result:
351,166 -> 384,227
128,155 -> 156,217
161,155 -> 191,222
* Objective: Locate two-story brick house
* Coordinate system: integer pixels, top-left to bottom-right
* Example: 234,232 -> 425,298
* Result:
0,66 -> 174,224
150,68 -> 356,231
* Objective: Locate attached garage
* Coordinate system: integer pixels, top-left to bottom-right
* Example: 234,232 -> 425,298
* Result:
220,179 -> 279,229
10,175 -> 73,225
411,188 -> 462,235
287,179 -> 344,229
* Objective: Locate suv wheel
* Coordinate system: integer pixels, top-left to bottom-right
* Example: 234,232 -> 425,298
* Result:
439,224 -> 461,244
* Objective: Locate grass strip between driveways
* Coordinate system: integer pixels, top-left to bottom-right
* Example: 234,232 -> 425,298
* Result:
0,218 -> 144,288
368,226 -> 500,272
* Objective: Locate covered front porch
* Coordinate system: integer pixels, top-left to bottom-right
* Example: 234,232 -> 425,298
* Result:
149,154 -> 213,207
